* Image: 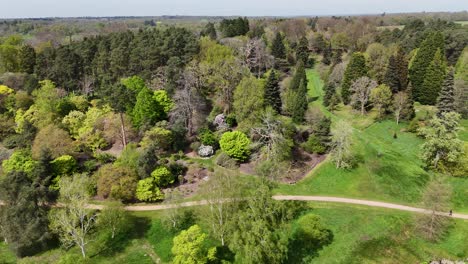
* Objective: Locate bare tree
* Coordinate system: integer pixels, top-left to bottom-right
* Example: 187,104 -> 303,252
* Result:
241,38 -> 273,77
162,189 -> 184,229
393,92 -> 409,125
49,174 -> 97,258
351,77 -> 377,115
416,178 -> 452,242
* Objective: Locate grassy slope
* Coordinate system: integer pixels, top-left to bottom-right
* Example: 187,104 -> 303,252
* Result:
307,203 -> 468,264
277,69 -> 468,213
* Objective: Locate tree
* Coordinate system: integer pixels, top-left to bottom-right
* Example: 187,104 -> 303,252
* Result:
370,84 -> 393,118
31,124 -> 75,159
49,174 -> 97,258
0,171 -> 50,257
436,69 -> 455,115
322,44 -> 332,65
350,77 -> 377,115
384,46 -> 408,93
420,49 -> 446,105
271,32 -> 286,59
198,170 -> 241,246
233,76 -> 264,129
285,61 -> 308,122
410,31 -> 445,103
454,78 -> 468,118
242,38 -> 272,77
330,120 -> 353,169
416,178 -> 452,241
96,164 -> 138,201
366,43 -> 389,84
132,87 -> 163,129
18,45 -> 36,74
201,22 -> 217,40
323,82 -> 336,107
419,112 -> 464,171
229,182 -> 296,264
342,52 -> 368,104
296,36 -> 309,65
264,70 -> 282,113
97,202 -> 128,239
219,131 -> 251,162
151,166 -> 174,187
393,91 -> 412,124
172,225 -> 216,264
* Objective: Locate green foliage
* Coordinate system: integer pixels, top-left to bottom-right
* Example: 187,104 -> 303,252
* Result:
197,128 -> 218,148
140,125 -> 173,151
420,49 -> 447,105
121,76 -> 146,93
153,90 -> 174,116
96,164 -> 138,201
342,52 -> 368,104
219,131 -> 251,162
410,31 -> 445,103
370,84 -> 393,118
264,70 -> 282,113
151,166 -> 174,187
233,76 -> 264,130
172,225 -> 216,264
132,87 -> 164,128
136,177 -> 164,202
51,155 -> 77,176
302,134 -> 327,154
214,152 -> 238,169
219,17 -> 249,37
1,149 -> 37,176
271,32 -> 286,59
296,36 -> 309,65
200,22 -> 217,40
31,124 -> 75,159
384,46 -> 408,93
436,69 -> 455,115
0,171 -> 50,257
286,61 -> 308,122
419,112 -> 463,171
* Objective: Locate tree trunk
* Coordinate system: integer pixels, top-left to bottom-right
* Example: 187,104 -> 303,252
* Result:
119,113 -> 127,148
361,103 -> 365,115
80,245 -> 86,258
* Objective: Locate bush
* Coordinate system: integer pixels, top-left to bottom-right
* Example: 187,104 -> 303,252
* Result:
302,135 -> 327,154
219,131 -> 251,162
95,164 -> 138,201
51,155 -> 77,176
215,152 -> 238,169
136,178 -> 164,202
407,118 -> 421,133
226,114 -> 237,127
190,141 -> 201,152
151,166 -> 174,187
197,128 -> 218,149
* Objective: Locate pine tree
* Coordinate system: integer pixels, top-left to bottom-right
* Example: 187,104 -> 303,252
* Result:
421,49 -> 446,105
331,49 -> 343,65
264,70 -> 282,113
322,44 -> 332,65
341,52 -> 368,104
384,46 -> 408,93
271,32 -> 286,59
296,36 -> 309,66
291,79 -> 308,123
410,31 -> 445,102
437,69 -> 455,115
18,45 -> 36,74
290,61 -> 307,91
323,82 -> 336,107
201,22 -> 217,40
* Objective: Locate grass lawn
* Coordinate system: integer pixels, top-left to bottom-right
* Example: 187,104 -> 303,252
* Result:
307,202 -> 468,263
277,68 -> 468,213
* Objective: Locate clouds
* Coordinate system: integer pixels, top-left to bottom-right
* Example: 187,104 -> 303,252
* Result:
1,0 -> 466,18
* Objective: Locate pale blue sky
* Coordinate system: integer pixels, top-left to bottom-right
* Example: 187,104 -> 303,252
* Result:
1,0 -> 467,18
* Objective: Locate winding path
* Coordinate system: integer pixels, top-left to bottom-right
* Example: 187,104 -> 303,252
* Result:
119,196 -> 468,220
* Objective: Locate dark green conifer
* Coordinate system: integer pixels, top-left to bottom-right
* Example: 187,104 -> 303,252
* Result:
437,69 -> 455,115
296,36 -> 309,65
384,46 -> 408,93
271,32 -> 286,59
420,49 -> 446,105
341,52 -> 368,104
264,70 -> 282,113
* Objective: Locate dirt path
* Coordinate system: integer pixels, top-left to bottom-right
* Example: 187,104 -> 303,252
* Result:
122,196 -> 468,220
272,195 -> 468,220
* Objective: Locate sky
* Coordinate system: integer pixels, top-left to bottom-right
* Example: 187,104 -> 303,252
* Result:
1,0 -> 467,18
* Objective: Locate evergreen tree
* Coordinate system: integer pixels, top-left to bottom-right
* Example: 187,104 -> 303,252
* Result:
201,22 -> 217,40
421,49 -> 446,105
296,36 -> 309,66
331,48 -> 343,65
322,44 -> 332,65
291,79 -> 308,123
384,46 -> 408,93
323,82 -> 336,107
290,61 -> 307,91
341,52 -> 368,104
271,32 -> 286,59
18,45 -> 36,74
410,31 -> 445,102
437,69 -> 455,115
264,70 -> 282,113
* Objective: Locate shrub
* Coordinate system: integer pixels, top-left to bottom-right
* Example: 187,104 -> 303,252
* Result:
302,135 -> 327,154
190,141 -> 201,152
219,131 -> 251,162
95,164 -> 138,201
226,114 -> 237,127
136,178 -> 164,202
198,128 -> 218,149
1,149 -> 37,175
51,155 -> 77,176
215,152 -> 238,169
32,124 -> 75,159
151,166 -> 174,187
